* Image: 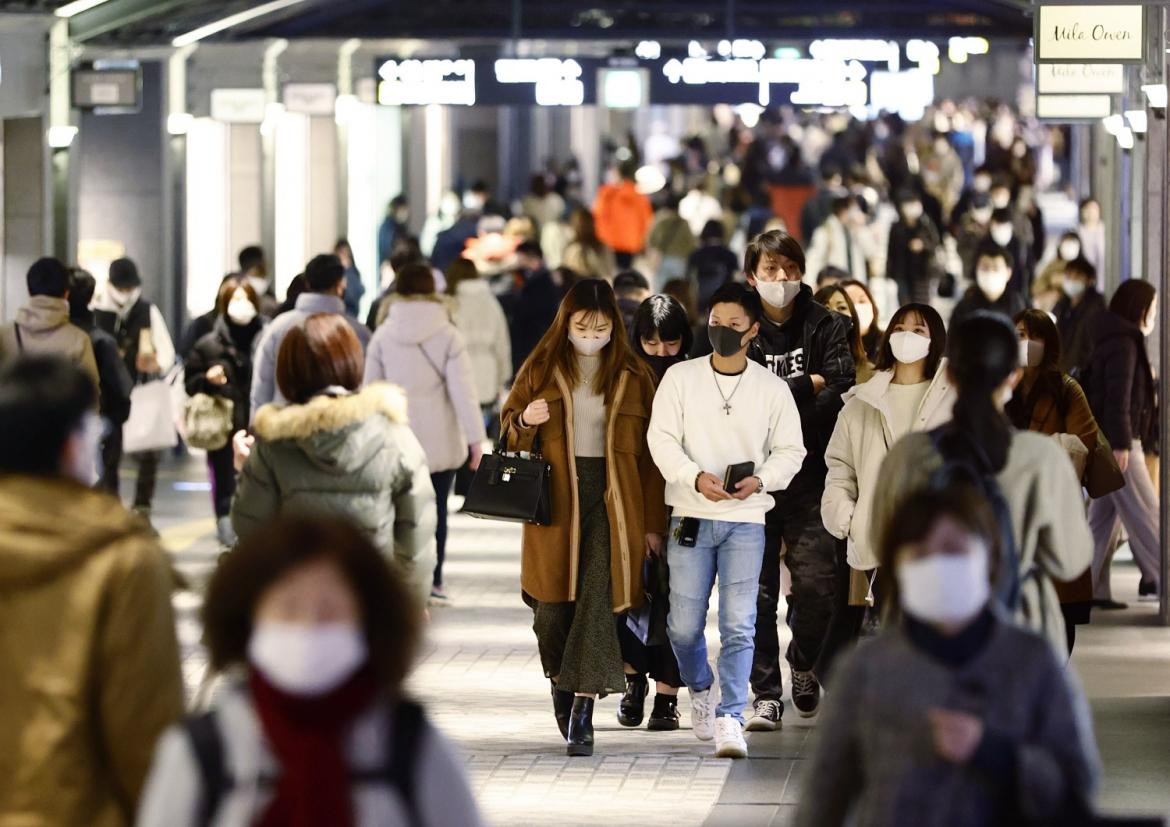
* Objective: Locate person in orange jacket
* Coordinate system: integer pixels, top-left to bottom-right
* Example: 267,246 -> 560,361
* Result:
594,161 -> 654,268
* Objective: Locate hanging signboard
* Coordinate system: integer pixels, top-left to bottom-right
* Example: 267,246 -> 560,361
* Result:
1036,63 -> 1125,94
1036,93 -> 1113,120
1035,5 -> 1145,64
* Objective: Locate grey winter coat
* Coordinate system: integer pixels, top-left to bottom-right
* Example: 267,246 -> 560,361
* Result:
231,383 -> 437,601
795,611 -> 1101,827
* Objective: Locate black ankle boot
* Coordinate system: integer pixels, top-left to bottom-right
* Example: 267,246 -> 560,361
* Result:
551,681 -> 573,740
1139,578 -> 1159,598
617,675 -> 648,727
647,693 -> 681,731
566,696 -> 595,756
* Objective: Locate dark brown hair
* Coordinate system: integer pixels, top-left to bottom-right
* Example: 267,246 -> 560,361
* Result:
744,229 -> 806,277
276,313 -> 364,403
874,303 -> 947,378
1013,309 -> 1062,372
1109,278 -> 1157,327
444,257 -> 479,296
875,484 -> 1001,612
813,285 -> 868,370
202,516 -> 421,696
395,262 -> 436,297
520,278 -> 652,404
215,276 -> 260,316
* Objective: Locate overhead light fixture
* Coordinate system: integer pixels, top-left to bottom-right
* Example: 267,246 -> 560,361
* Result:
1125,109 -> 1148,133
1117,126 -> 1135,150
1141,83 -> 1168,109
55,0 -> 112,17
1102,113 -> 1125,135
46,125 -> 78,148
172,0 -> 307,48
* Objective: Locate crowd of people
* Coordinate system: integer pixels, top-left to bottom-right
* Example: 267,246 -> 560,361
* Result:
0,98 -> 1162,827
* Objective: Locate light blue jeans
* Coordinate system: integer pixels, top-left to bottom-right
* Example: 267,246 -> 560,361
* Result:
666,517 -> 766,722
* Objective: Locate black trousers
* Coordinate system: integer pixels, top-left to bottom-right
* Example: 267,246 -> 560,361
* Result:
817,539 -> 870,688
99,425 -> 122,495
750,488 -> 838,700
431,470 -> 456,587
617,617 -> 683,688
100,427 -> 160,510
207,444 -> 236,518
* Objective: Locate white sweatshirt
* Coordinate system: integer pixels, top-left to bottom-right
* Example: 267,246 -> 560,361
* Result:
648,357 -> 806,524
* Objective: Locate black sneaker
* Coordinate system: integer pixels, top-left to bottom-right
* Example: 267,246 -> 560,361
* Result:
1139,578 -> 1159,599
792,670 -> 821,718
647,693 -> 681,731
618,675 -> 648,727
744,698 -> 783,732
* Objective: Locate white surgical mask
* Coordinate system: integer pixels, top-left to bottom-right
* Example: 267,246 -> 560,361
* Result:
107,285 -> 136,308
227,299 -> 258,326
971,207 -> 993,225
897,544 -> 991,626
1059,240 -> 1081,261
973,176 -> 991,193
569,331 -> 611,356
1019,338 -> 1044,368
901,202 -> 924,221
1142,312 -> 1157,338
854,302 -> 875,335
245,276 -> 270,297
991,192 -> 1011,210
1062,279 -> 1086,299
755,279 -> 802,309
989,224 -> 1013,246
976,268 -> 1010,302
66,412 -> 104,486
248,621 -> 367,696
889,331 -> 931,365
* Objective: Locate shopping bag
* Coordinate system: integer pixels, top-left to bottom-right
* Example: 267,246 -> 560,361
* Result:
124,377 -> 179,454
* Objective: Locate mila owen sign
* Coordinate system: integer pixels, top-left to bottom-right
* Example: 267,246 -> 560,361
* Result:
1035,4 -> 1145,64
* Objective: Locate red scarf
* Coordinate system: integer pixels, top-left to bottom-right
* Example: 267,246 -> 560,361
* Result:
250,666 -> 379,827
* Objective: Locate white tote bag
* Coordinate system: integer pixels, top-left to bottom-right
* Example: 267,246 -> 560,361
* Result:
123,371 -> 179,454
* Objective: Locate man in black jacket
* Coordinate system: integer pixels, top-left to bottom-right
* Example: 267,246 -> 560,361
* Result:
693,230 -> 855,726
1053,257 -> 1107,378
950,242 -> 1027,329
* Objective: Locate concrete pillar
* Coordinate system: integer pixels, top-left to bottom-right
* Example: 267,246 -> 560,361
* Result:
2,118 -> 47,323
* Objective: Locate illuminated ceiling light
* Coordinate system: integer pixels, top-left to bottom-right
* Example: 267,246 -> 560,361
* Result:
1102,113 -> 1125,134
55,0 -> 112,17
948,38 -> 969,64
687,41 -> 707,58
1141,83 -> 1168,109
47,125 -> 78,148
167,112 -> 193,135
172,0 -> 307,48
1117,126 -> 1135,150
1125,109 -> 1148,133
635,41 -> 660,60
965,37 -> 990,55
734,103 -> 763,128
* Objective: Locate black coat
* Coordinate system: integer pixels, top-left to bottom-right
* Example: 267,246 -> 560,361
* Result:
500,269 -> 560,374
950,285 -> 1027,329
74,315 -> 133,425
95,299 -> 153,383
1084,311 -> 1158,452
1053,288 -> 1106,378
886,217 -> 943,304
184,316 -> 264,433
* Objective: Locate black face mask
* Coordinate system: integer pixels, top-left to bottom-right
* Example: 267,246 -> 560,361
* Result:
643,353 -> 685,380
708,324 -> 748,358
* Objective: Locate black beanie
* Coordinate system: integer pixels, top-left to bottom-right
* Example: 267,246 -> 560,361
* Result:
108,257 -> 141,289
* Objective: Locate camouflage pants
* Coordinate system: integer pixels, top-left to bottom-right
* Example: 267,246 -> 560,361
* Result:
750,488 -> 838,700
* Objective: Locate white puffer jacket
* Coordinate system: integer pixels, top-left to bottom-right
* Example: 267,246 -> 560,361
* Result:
821,363 -> 956,570
452,279 -> 512,406
365,295 -> 488,473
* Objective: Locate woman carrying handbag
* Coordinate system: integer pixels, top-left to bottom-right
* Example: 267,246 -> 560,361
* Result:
499,279 -> 667,757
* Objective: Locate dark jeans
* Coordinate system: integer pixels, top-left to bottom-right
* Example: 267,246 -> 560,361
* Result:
99,425 -> 122,495
817,538 -> 867,688
431,470 -> 456,587
750,488 -> 838,701
617,617 -> 683,688
103,425 -> 160,510
207,444 -> 236,518
132,451 -> 161,510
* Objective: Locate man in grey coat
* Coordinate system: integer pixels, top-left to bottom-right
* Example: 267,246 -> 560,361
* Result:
248,254 -> 371,418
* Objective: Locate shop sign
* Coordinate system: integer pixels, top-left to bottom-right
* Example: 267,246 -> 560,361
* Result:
1036,5 -> 1144,63
1036,93 -> 1113,120
284,83 -> 337,116
210,88 -> 267,123
1036,63 -> 1125,93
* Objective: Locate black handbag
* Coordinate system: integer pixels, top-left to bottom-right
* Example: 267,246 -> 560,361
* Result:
462,425 -> 552,526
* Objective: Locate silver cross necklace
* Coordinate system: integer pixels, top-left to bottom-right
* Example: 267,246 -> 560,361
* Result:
711,357 -> 746,415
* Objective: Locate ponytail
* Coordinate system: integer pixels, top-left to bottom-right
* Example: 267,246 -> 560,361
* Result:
942,313 -> 1018,474
944,386 -> 1012,473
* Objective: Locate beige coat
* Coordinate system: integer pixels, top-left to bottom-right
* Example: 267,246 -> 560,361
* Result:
0,476 -> 183,826
870,430 -> 1094,653
822,365 -> 956,570
0,295 -> 99,389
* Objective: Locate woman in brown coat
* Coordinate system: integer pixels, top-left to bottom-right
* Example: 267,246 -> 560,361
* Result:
500,278 -> 667,757
1007,309 -> 1100,653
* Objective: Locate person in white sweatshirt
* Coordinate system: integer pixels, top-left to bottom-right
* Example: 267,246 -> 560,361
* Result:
647,281 -> 806,760
821,303 -> 955,639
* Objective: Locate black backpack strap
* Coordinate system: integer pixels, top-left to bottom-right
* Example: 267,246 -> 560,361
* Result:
183,710 -> 229,827
12,323 -> 22,352
388,700 -> 427,826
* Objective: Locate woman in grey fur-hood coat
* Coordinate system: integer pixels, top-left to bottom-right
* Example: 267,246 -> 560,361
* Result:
230,383 -> 437,601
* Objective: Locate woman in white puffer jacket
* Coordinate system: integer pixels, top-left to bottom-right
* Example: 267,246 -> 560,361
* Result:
445,257 -> 512,414
822,303 -> 955,576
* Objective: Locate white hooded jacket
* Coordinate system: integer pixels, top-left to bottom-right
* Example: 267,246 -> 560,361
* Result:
364,296 -> 487,473
822,363 -> 955,570
451,279 -> 512,406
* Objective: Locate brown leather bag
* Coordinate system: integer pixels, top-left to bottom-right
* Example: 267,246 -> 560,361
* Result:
1084,428 -> 1125,499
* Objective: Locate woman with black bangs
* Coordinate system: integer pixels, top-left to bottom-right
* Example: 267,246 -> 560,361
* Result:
630,294 -> 693,381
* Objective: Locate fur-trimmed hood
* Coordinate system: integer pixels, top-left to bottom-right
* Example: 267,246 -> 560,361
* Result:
252,382 -> 408,442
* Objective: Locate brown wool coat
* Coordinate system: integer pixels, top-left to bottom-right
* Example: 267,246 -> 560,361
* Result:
501,364 -> 667,612
1008,372 -> 1099,607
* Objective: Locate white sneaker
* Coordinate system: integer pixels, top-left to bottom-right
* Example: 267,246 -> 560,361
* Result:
714,717 -> 748,759
689,685 -> 719,741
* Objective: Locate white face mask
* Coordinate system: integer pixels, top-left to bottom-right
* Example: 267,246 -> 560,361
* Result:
991,192 -> 1012,210
227,299 -> 258,326
569,331 -> 611,356
901,202 -> 924,221
1019,338 -> 1044,368
976,268 -> 1010,302
889,331 -> 931,365
107,285 -> 138,308
853,301 -> 875,335
1062,279 -> 1086,299
755,279 -> 802,309
989,224 -> 1013,247
248,621 -> 368,697
1059,240 -> 1081,261
66,412 -> 104,486
245,276 -> 270,297
1142,312 -> 1157,338
971,207 -> 993,225
897,544 -> 991,626
972,176 -> 991,193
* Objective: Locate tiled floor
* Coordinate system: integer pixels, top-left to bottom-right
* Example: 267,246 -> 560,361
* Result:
143,455 -> 1170,826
